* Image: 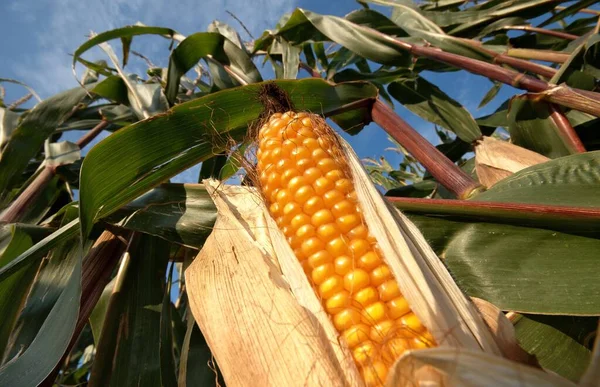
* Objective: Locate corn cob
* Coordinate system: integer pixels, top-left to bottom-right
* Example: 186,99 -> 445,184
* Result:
256,111 -> 435,386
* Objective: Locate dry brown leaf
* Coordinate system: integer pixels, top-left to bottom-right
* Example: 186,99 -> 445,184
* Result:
471,297 -> 538,367
475,136 -> 550,188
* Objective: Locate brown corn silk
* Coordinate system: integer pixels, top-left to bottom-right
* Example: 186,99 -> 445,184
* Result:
255,111 -> 435,386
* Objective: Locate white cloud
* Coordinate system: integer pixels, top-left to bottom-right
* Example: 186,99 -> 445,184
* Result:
9,0 -> 296,97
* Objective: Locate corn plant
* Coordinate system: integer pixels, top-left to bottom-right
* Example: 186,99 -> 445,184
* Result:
0,0 -> 599,386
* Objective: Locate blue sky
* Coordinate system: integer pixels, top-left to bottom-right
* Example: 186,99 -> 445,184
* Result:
0,0 -> 576,184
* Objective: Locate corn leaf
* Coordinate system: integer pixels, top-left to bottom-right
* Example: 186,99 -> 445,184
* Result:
165,32 -> 262,104
253,9 -> 412,67
0,87 -> 88,198
0,224 -> 51,360
5,208 -> 84,360
89,233 -> 170,386
388,76 -> 482,142
412,214 -> 600,315
79,79 -> 378,237
0,237 -> 81,387
513,314 -> 593,381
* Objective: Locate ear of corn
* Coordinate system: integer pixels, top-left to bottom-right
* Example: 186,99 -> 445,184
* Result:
256,111 -> 435,385
186,110 -> 504,387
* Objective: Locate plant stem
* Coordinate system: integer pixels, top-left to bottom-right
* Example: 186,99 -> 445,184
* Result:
459,39 -> 557,78
548,104 -> 587,153
501,26 -> 579,40
40,230 -> 129,387
298,62 -> 321,78
388,196 -> 600,235
492,54 -> 557,78
506,48 -> 570,63
386,36 -> 600,115
371,100 -> 483,199
0,120 -> 109,224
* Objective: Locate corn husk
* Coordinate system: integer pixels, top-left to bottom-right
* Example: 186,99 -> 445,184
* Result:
579,320 -> 600,387
185,181 -> 362,386
186,129 -> 513,386
474,136 -> 550,188
470,297 -> 537,366
387,348 -> 576,387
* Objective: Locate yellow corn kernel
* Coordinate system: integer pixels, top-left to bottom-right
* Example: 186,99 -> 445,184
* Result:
361,301 -> 387,324
312,263 -> 335,285
256,111 -> 434,387
358,251 -> 382,271
334,308 -> 362,331
353,286 -> 378,307
344,269 -> 370,292
343,324 -> 370,348
370,265 -> 392,287
303,196 -> 325,215
387,297 -> 411,320
378,280 -> 401,302
308,250 -> 333,268
369,320 -> 396,343
334,255 -> 353,275
301,237 -> 325,257
331,200 -> 354,218
362,361 -> 388,387
399,312 -> 426,334
311,209 -> 334,228
319,276 -> 344,300
353,341 -> 377,366
296,224 -> 315,240
317,223 -> 340,240
325,291 -> 350,314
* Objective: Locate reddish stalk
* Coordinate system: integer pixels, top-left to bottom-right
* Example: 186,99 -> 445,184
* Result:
298,62 -> 321,78
501,25 -> 579,40
548,104 -> 587,153
0,120 -> 109,224
371,100 -> 482,199
298,65 -> 482,199
387,196 -> 600,227
387,38 -> 600,115
492,54 -> 557,78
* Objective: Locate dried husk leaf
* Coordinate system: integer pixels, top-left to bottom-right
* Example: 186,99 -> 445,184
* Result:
470,297 -> 538,367
185,182 -> 362,387
475,136 -> 550,188
387,348 -> 576,387
579,320 -> 600,387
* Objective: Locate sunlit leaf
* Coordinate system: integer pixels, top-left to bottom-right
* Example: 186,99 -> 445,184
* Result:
388,76 -> 482,142
79,79 -> 378,237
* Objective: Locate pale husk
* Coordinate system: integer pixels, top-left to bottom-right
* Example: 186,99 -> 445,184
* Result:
185,181 -> 362,387
474,136 -> 550,188
470,297 -> 537,366
387,348 -> 576,387
579,320 -> 600,387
